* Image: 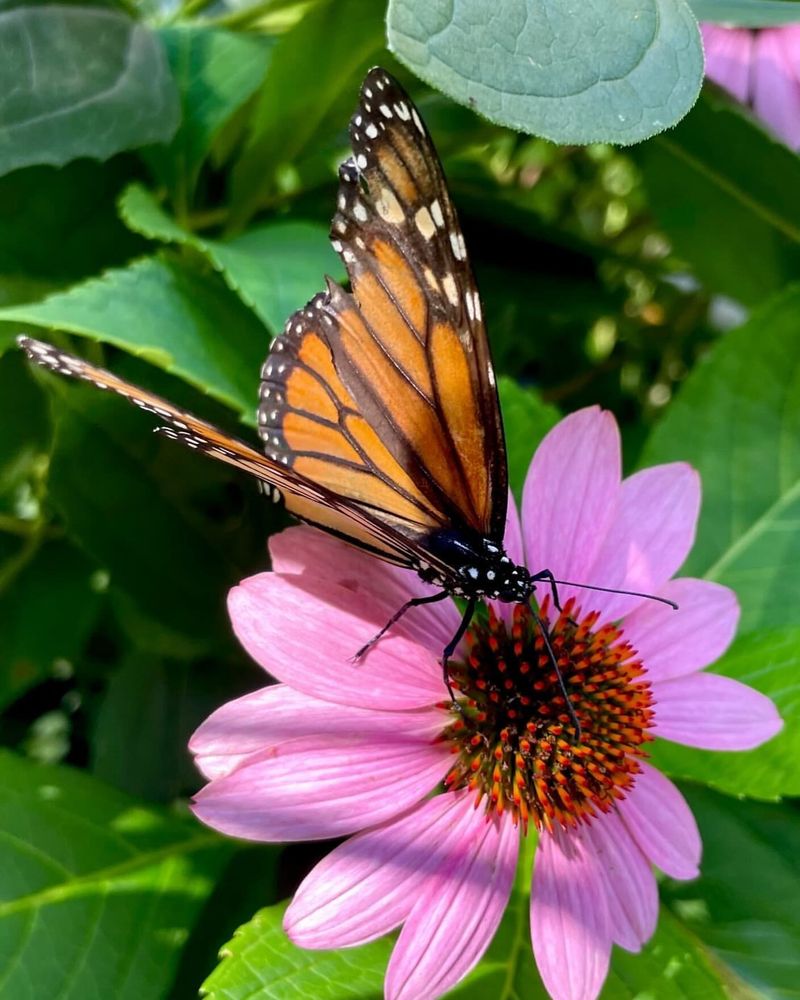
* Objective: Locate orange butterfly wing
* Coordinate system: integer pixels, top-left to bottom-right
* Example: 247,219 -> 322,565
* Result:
259,68 -> 507,552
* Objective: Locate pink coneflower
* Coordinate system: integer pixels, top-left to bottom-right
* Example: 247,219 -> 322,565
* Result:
702,23 -> 800,148
190,406 -> 781,1000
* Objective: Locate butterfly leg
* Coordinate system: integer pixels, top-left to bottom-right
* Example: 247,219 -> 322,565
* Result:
529,568 -> 563,612
531,608 -> 582,742
353,590 -> 451,663
441,597 -> 477,703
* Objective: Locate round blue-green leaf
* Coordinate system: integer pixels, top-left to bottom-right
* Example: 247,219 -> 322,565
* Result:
387,0 -> 704,145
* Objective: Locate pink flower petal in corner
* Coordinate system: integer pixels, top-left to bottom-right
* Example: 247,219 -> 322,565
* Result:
623,578 -> 739,683
286,791 -> 475,950
228,573 -> 446,710
385,798 -> 519,1000
701,24 -> 754,102
754,29 -> 800,149
522,407 -> 621,597
618,762 -> 701,880
531,830 -> 612,1000
192,724 -> 448,843
652,671 -> 783,750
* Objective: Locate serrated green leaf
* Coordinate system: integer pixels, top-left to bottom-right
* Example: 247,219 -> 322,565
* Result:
0,254 -> 268,419
637,88 -> 800,306
690,0 -> 800,25
202,901 -> 391,999
640,286 -> 800,798
147,27 -> 273,204
662,787 -> 800,1000
229,0 -> 385,228
498,377 -> 559,500
0,7 -> 179,177
387,0 -> 704,146
119,183 -> 340,334
0,749 -> 232,1000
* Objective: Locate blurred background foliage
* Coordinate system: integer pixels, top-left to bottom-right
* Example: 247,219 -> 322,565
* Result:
0,0 -> 798,997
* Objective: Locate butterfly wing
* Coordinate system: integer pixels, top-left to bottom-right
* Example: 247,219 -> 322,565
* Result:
16,335 -> 426,568
260,67 -> 508,545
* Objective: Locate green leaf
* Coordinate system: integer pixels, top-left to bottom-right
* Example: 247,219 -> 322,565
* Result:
147,28 -> 273,204
0,749 -> 232,1000
119,183 -> 341,334
0,253 -> 267,419
650,626 -> 800,799
387,0 -> 704,146
202,901 -> 392,999
0,8 -> 179,176
229,0 -> 386,228
0,159 -> 147,287
690,0 -> 800,25
498,377 -> 559,500
637,89 -> 800,307
641,286 -> 800,797
0,350 -> 50,501
662,787 -> 800,1000
0,540 -> 101,710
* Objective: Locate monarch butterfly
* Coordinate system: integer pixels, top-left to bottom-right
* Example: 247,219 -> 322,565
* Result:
19,68 -> 672,714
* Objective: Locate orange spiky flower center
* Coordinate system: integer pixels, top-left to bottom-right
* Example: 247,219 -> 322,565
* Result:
441,597 -> 654,834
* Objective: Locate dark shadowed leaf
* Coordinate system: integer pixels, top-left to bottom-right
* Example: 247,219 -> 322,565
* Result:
0,7 -> 179,176
387,0 -> 704,145
637,88 -> 800,307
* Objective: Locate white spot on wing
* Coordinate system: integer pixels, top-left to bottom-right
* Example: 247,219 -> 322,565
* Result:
414,206 -> 436,240
430,199 -> 444,228
353,201 -> 368,222
442,273 -> 459,306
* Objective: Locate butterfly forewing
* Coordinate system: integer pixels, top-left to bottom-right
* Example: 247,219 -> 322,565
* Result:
261,67 -> 507,546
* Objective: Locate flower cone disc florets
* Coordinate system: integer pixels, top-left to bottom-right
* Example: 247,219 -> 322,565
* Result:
444,598 -> 654,833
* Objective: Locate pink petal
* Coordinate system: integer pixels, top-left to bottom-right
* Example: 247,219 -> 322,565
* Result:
192,721 -> 448,842
531,829 -> 612,1000
386,802 -> 519,1000
522,408 -> 621,602
622,578 -> 739,682
652,671 -> 783,750
618,762 -> 701,880
581,464 -> 700,622
753,29 -> 800,148
269,527 -> 460,652
701,25 -> 754,102
286,792 -> 475,948
189,685 -> 440,780
228,572 -> 447,710
583,812 -> 658,952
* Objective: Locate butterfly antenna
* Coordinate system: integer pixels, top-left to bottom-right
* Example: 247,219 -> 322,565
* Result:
531,610 -> 582,741
548,579 -> 678,611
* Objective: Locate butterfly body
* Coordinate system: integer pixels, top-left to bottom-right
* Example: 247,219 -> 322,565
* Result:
413,530 -> 532,602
